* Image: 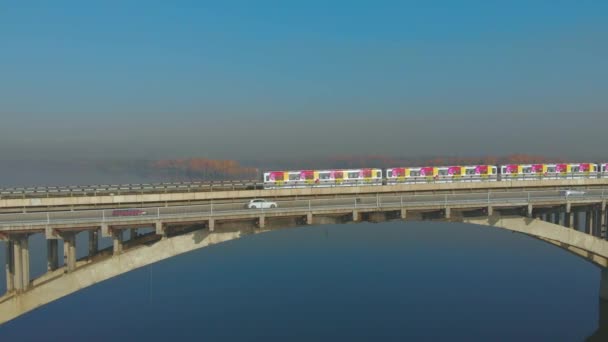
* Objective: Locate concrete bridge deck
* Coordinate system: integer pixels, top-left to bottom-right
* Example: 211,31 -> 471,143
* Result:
1,184 -> 608,325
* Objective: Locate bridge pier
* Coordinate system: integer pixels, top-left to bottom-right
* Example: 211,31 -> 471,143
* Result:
155,221 -> 166,238
13,238 -> 23,291
307,212 -> 313,225
587,210 -> 594,236
527,204 -> 533,217
401,208 -> 407,220
602,203 -> 607,239
353,210 -> 360,222
592,208 -> 599,237
5,240 -> 14,293
552,211 -> 561,225
47,240 -> 59,271
574,211 -> 581,231
129,228 -> 137,241
208,219 -> 215,232
258,216 -> 265,229
113,229 -> 123,255
445,207 -> 451,219
62,233 -> 76,272
566,212 -> 574,228
21,236 -> 30,289
88,229 -> 98,257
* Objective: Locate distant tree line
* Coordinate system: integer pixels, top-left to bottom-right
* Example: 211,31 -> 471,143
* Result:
93,154 -> 585,183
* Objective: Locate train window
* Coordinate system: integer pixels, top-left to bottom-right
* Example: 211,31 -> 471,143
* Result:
572,166 -> 580,172
410,170 -> 420,177
289,174 -> 299,181
265,175 -> 270,182
547,167 -> 555,173
438,169 -> 448,176
376,171 -> 381,178
387,171 -> 393,177
319,173 -> 331,180
522,167 -> 532,173
348,172 -> 359,178
466,169 -> 475,175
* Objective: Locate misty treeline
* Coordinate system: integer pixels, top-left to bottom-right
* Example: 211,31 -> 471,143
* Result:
94,154 -> 577,183
96,159 -> 259,182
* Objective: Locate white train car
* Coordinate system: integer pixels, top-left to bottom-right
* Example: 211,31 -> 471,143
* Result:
386,165 -> 497,184
263,168 -> 383,189
601,163 -> 608,178
499,163 -> 599,181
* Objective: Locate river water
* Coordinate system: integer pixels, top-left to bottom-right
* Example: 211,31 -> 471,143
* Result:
0,221 -> 603,341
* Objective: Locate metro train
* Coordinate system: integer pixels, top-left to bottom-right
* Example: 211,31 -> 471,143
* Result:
263,163 -> 608,189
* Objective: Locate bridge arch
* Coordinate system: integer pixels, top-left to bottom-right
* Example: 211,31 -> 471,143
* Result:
1,213 -> 608,325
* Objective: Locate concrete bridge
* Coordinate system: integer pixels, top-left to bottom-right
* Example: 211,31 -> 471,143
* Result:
1,181 -> 608,325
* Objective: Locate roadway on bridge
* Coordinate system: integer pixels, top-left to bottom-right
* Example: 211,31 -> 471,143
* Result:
0,189 -> 605,228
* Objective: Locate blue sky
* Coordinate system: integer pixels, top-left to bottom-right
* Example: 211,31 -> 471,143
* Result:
1,1 -> 607,160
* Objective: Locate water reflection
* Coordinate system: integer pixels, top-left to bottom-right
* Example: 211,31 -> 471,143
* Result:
0,222 -> 605,340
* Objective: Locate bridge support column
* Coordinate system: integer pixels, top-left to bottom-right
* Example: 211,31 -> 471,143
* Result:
129,228 -> 137,241
258,216 -> 265,229
601,268 -> 608,301
353,210 -> 360,222
47,239 -> 59,271
21,236 -> 30,289
208,219 -> 215,232
601,204 -> 607,239
592,208 -> 599,237
487,206 -> 493,216
527,204 -> 533,218
13,238 -> 23,291
400,208 -> 407,220
155,221 -> 166,238
445,207 -> 451,219
586,210 -> 594,236
552,211 -> 561,225
63,233 -> 76,272
5,240 -> 14,293
566,212 -> 574,229
306,212 -> 313,225
88,229 -> 98,258
113,229 -> 123,255
574,211 -> 580,231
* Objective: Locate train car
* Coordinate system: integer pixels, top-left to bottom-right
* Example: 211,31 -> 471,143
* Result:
386,165 -> 497,184
263,168 -> 383,189
386,166 -> 436,184
499,163 -> 599,181
600,163 -> 608,178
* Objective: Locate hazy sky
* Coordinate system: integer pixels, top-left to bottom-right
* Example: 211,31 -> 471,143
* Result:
1,1 -> 607,160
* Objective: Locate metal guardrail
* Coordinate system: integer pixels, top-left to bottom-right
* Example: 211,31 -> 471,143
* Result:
1,190 -> 605,229
0,180 -> 265,199
1,175 -> 607,200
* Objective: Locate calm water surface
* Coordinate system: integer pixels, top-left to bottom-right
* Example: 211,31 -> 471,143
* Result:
0,222 -> 604,341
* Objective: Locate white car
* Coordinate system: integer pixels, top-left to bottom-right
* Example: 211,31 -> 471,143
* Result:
560,190 -> 586,196
246,199 -> 278,209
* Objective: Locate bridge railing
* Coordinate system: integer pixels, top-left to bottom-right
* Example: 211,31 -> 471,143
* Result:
0,180 -> 265,200
2,175 -> 608,200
